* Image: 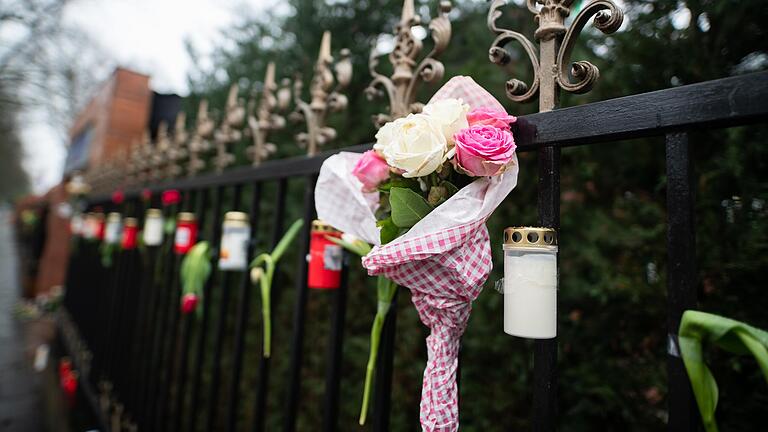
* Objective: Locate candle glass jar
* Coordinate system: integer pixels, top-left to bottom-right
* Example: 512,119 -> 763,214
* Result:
121,218 -> 138,250
174,212 -> 198,254
94,213 -> 106,241
143,209 -> 164,246
503,226 -> 558,339
104,213 -> 122,245
70,213 -> 83,237
219,211 -> 251,271
308,220 -> 343,289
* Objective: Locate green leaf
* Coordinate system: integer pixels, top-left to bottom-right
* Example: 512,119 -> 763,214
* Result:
389,187 -> 433,228
376,217 -> 399,245
270,218 -> 304,263
377,177 -> 420,193
679,310 -> 768,432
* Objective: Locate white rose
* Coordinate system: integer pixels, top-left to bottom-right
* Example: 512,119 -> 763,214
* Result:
422,98 -> 469,146
373,113 -> 448,178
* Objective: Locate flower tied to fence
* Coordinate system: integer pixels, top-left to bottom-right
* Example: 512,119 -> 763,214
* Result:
316,76 -> 519,431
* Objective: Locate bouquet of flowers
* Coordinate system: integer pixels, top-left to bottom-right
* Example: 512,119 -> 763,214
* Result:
316,76 -> 519,431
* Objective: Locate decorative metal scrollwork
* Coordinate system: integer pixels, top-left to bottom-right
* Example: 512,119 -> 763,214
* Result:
213,84 -> 246,171
168,112 -> 188,178
290,31 -> 352,156
187,100 -> 214,176
246,62 -> 291,165
488,0 -> 623,104
365,0 -> 452,126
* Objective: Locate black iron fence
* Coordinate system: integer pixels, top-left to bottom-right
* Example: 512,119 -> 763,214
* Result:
58,71 -> 768,431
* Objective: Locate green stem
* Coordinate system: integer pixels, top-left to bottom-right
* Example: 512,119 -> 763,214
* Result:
260,273 -> 272,358
359,311 -> 385,425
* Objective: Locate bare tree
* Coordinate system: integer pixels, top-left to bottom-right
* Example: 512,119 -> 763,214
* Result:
0,0 -> 110,197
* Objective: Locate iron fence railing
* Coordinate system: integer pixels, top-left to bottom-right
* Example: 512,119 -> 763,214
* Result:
55,70 -> 768,432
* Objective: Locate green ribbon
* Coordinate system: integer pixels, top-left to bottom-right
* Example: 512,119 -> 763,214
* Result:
678,310 -> 768,432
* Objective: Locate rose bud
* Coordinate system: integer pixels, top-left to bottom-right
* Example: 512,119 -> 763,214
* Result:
466,107 -> 517,130
181,293 -> 199,314
352,150 -> 390,192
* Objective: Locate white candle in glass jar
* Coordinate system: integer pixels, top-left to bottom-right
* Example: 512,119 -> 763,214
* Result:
104,213 -> 122,245
503,227 -> 558,339
219,211 -> 251,271
143,209 -> 164,246
70,213 -> 83,236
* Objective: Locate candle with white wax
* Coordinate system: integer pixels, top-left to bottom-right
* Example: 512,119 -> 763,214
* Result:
104,213 -> 122,245
143,209 -> 164,246
503,227 -> 558,339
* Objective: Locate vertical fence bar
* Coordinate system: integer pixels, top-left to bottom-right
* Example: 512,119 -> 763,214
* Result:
372,291 -> 397,432
224,182 -> 263,432
283,175 -> 317,432
154,192 -> 191,430
205,184 -> 243,431
188,185 -> 224,432
534,143 -> 560,432
127,202 -> 151,419
321,255 -> 350,432
145,200 -> 181,427
172,189 -> 208,432
136,210 -> 164,429
665,132 -> 699,431
253,178 -> 287,432
164,190 -> 199,431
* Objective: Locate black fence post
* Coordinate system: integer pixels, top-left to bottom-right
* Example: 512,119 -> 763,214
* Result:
283,175 -> 317,432
321,253 -> 350,432
665,132 -> 699,431
224,182 -> 263,432
533,144 -> 560,432
253,178 -> 288,432
187,185 -> 225,432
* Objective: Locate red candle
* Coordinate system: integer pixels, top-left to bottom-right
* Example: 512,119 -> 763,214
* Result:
174,212 -> 197,254
307,220 -> 343,290
59,357 -> 71,378
94,213 -> 106,241
121,218 -> 138,249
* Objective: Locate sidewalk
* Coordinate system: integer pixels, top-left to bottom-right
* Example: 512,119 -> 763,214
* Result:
0,207 -> 44,431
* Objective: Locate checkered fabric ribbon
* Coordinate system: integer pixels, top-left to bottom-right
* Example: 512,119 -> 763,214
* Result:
316,76 -> 518,432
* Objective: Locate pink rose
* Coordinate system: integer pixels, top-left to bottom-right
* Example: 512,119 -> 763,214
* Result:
352,150 -> 390,192
466,107 -> 517,130
453,125 -> 516,177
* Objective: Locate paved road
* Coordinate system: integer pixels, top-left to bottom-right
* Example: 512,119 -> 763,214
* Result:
0,207 -> 44,432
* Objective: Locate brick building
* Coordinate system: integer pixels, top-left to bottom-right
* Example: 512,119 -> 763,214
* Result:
27,67 -> 181,298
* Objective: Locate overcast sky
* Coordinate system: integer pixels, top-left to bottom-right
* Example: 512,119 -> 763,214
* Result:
23,0 -> 276,193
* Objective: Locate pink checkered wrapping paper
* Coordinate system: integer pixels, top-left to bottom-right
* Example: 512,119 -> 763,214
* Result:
315,76 -> 518,432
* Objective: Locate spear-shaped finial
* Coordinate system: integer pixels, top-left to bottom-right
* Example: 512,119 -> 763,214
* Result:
187,99 -> 213,176
290,31 -> 352,156
246,62 -> 288,166
401,0 -> 415,23
365,0 -> 452,126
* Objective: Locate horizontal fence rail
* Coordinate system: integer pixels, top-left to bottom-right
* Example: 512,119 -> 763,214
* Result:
57,71 -> 768,432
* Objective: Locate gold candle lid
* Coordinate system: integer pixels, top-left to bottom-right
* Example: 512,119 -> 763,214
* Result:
177,212 -> 196,222
107,212 -> 122,222
124,218 -> 138,227
311,219 -> 340,233
504,226 -> 557,249
224,211 -> 249,223
145,208 -> 162,218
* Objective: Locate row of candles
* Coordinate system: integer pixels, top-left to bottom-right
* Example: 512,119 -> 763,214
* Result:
72,205 -> 560,339
70,209 -> 344,291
